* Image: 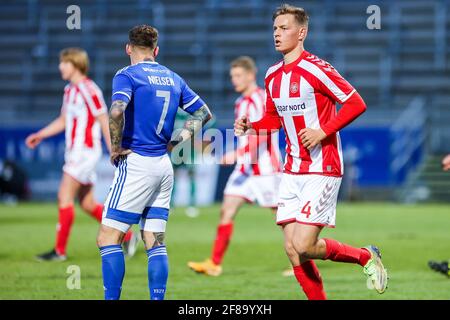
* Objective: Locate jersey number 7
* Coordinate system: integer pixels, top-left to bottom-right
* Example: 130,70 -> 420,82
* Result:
156,90 -> 170,135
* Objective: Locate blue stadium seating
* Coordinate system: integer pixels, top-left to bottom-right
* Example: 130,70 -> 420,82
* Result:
0,0 -> 448,150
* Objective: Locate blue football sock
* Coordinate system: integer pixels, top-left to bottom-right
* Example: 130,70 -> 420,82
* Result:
146,245 -> 169,300
99,245 -> 125,300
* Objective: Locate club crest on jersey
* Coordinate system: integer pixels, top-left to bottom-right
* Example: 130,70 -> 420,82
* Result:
290,82 -> 299,94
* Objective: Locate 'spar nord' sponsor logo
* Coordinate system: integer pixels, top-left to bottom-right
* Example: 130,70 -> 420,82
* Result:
276,102 -> 306,113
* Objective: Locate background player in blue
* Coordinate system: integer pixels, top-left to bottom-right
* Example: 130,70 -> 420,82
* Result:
96,25 -> 212,300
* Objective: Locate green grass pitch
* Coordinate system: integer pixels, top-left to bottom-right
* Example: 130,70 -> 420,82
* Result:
0,202 -> 449,299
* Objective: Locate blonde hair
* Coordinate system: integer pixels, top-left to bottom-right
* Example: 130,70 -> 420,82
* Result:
59,47 -> 89,75
230,56 -> 257,74
272,4 -> 309,26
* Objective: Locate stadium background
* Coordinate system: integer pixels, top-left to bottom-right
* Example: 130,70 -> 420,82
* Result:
0,0 -> 449,300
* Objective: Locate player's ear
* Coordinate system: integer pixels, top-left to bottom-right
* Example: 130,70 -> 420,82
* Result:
125,43 -> 132,56
154,46 -> 159,59
299,26 -> 308,42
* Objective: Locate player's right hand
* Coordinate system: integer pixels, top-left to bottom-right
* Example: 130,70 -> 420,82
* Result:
167,136 -> 183,153
25,133 -> 42,149
234,116 -> 251,136
110,148 -> 132,166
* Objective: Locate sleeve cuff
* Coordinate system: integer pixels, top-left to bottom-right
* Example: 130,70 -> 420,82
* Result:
112,92 -> 131,104
320,124 -> 333,136
339,89 -> 356,104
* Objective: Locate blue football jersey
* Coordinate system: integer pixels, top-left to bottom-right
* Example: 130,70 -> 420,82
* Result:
111,61 -> 205,157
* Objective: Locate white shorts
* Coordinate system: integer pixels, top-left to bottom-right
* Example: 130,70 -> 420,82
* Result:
63,148 -> 101,185
276,173 -> 342,228
223,169 -> 281,208
101,152 -> 174,234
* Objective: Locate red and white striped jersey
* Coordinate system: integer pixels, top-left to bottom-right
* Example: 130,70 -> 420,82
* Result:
234,86 -> 282,175
265,50 -> 356,177
61,78 -> 107,152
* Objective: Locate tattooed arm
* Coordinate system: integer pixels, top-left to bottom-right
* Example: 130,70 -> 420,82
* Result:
109,100 -> 131,165
168,104 -> 212,151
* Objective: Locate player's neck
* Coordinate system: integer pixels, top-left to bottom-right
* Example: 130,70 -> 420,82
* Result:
242,83 -> 258,97
70,73 -> 86,85
131,55 -> 155,65
283,45 -> 304,65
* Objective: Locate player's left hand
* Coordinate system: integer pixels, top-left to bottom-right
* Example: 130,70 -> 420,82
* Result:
298,128 -> 327,150
110,148 -> 132,166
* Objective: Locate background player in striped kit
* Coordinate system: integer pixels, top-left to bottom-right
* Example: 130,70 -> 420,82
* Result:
96,25 -> 212,300
188,56 -> 282,276
25,48 -> 137,261
235,4 -> 388,299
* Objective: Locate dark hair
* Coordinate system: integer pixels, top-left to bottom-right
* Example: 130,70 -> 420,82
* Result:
128,24 -> 158,49
272,4 -> 309,26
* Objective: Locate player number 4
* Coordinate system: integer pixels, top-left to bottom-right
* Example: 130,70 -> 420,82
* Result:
301,201 -> 312,219
156,90 -> 171,135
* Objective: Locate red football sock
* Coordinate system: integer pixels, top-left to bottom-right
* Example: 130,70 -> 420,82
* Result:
293,261 -> 327,300
323,238 -> 371,266
211,223 -> 234,265
55,205 -> 75,256
90,204 -> 103,222
123,230 -> 133,242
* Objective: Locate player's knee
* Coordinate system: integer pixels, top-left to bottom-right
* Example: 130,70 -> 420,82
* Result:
142,231 -> 165,249
96,226 -> 121,247
294,242 -> 314,259
284,241 -> 298,260
80,199 -> 94,213
96,231 -> 107,247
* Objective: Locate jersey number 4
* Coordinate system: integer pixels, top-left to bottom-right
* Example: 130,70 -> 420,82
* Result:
301,201 -> 312,219
156,90 -> 170,135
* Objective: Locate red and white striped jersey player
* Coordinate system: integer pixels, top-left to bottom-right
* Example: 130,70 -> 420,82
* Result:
234,5 -> 388,299
224,82 -> 282,206
61,77 -> 107,182
188,56 -> 282,276
26,48 -> 137,261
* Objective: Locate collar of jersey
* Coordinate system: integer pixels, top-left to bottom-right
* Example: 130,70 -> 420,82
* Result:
67,77 -> 90,88
283,50 -> 308,73
137,61 -> 159,65
242,86 -> 261,100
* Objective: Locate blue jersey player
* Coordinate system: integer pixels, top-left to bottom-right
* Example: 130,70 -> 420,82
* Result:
96,25 -> 212,300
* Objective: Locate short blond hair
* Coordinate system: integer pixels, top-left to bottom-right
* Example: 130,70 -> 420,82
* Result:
230,56 -> 257,74
272,4 -> 309,26
59,47 -> 89,75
